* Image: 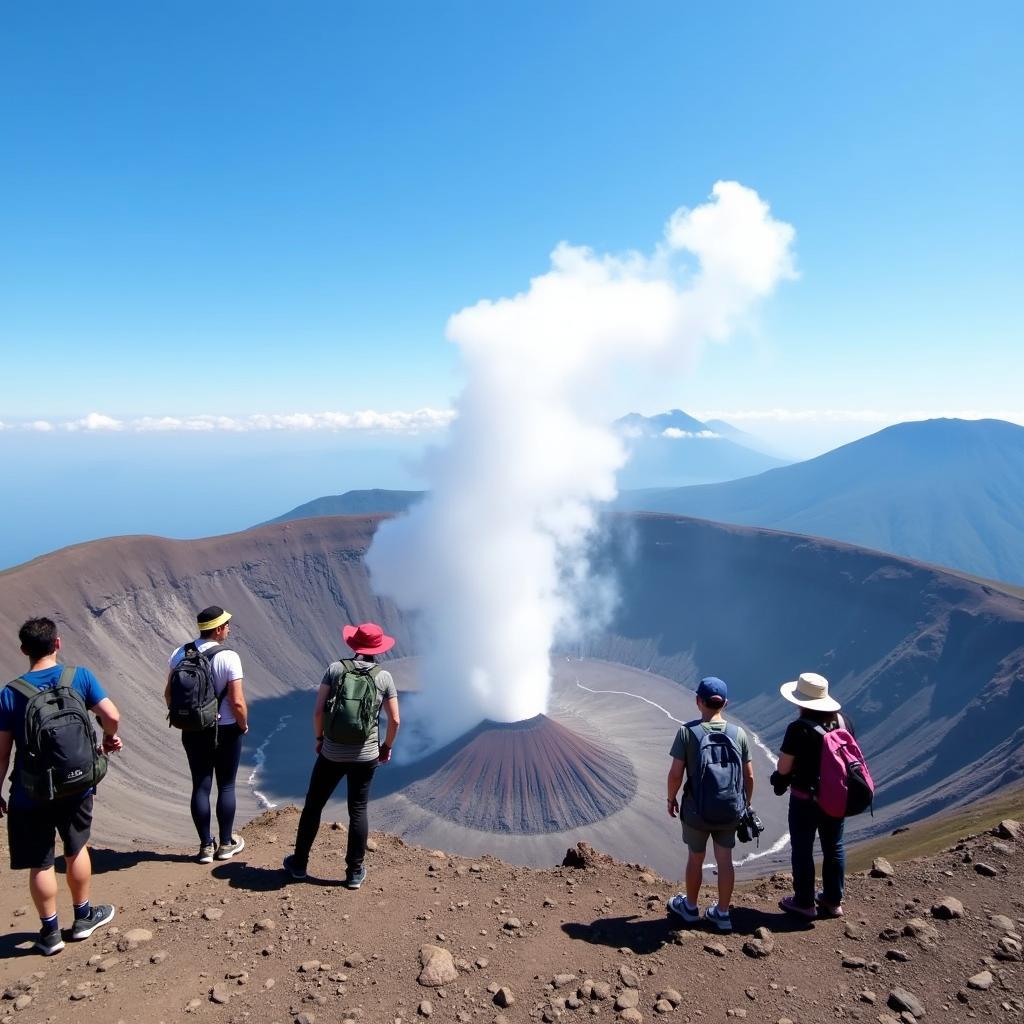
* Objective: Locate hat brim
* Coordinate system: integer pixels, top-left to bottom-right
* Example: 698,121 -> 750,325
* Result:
780,680 -> 841,712
342,625 -> 396,656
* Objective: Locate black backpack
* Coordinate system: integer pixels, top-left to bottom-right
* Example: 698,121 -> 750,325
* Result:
323,660 -> 382,745
167,642 -> 225,732
9,666 -> 108,801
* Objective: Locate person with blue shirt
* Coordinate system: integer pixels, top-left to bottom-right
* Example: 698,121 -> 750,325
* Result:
0,618 -> 123,955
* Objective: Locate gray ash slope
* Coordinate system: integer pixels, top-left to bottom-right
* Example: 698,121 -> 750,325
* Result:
0,512 -> 1021,850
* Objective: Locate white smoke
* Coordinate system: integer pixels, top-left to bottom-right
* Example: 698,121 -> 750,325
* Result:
366,181 -> 796,745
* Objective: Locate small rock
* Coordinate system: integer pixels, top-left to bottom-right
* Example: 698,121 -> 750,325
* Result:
902,919 -> 939,942
886,949 -> 912,962
842,957 -> 867,969
150,951 -> 168,965
743,927 -> 775,958
704,941 -> 728,957
620,1010 -> 643,1024
202,908 -> 224,922
299,961 -> 321,973
13,995 -> 31,1011
844,922 -> 865,941
417,946 -> 457,987
859,990 -> 876,1004
967,971 -> 994,991
990,914 -> 1015,932
973,863 -> 998,877
615,989 -> 640,1010
210,984 -> 231,1005
591,981 -> 612,1000
295,1013 -> 316,1024
553,974 -> 577,989
654,1000 -> 673,1015
119,928 -> 153,949
503,918 -> 521,931
871,858 -> 896,878
619,966 -> 641,989
417,1000 -> 433,1017
657,989 -> 682,1007
493,987 -> 515,1008
930,897 -> 964,920
993,819 -> 1023,842
365,837 -> 378,851
254,919 -> 276,933
887,987 -> 925,1018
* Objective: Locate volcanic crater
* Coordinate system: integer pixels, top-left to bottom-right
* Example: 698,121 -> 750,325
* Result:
403,713 -> 637,834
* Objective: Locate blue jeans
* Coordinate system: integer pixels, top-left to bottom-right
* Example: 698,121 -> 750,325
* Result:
789,795 -> 845,908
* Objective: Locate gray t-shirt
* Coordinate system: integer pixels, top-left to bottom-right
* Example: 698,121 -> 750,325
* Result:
669,719 -> 751,828
320,658 -> 397,764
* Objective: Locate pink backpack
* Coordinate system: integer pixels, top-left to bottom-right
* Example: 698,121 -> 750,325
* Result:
814,716 -> 875,818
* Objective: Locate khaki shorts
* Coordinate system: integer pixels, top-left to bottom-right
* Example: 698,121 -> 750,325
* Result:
682,817 -> 736,853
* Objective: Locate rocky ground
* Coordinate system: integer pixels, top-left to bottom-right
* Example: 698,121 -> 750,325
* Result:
0,809 -> 1021,1024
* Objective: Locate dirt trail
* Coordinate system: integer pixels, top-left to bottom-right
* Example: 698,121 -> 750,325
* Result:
1,808 -> 1021,1024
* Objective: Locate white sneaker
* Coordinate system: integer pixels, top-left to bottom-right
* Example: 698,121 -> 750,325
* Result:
214,835 -> 246,860
197,842 -> 215,864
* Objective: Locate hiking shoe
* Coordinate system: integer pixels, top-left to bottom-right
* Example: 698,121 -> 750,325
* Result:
666,893 -> 700,924
779,895 -> 817,919
344,865 -> 366,890
35,927 -> 65,956
703,902 -> 732,933
815,891 -> 844,917
283,854 -> 307,880
70,904 -> 115,941
197,841 -> 216,864
214,835 -> 246,860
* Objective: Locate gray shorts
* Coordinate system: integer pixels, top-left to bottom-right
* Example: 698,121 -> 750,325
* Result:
682,817 -> 736,853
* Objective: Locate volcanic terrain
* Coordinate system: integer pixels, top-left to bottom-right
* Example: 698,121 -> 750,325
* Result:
403,714 -> 637,834
0,512 -> 1021,869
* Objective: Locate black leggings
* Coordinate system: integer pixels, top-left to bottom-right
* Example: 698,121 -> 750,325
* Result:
293,756 -> 377,872
181,724 -> 244,845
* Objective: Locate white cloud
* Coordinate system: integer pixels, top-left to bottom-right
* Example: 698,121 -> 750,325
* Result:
661,427 -> 720,439
0,409 -> 456,435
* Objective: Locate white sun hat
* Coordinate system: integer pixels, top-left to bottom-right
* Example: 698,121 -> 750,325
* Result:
780,671 -> 841,712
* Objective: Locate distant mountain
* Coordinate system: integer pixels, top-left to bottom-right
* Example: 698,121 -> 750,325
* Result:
614,408 -> 788,488
260,488 -> 424,525
703,418 -> 792,460
622,418 -> 1024,584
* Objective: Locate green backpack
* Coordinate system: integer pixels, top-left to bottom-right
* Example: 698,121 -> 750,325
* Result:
323,660 -> 381,745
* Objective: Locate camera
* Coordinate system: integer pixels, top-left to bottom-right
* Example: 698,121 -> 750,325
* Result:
737,807 -> 765,845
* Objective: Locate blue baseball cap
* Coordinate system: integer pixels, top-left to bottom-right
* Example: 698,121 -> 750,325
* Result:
696,676 -> 728,702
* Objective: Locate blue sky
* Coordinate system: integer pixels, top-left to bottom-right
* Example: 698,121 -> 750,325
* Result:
1,2 -> 1021,564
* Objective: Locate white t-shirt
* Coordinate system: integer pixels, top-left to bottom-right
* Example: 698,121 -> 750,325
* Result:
168,639 -> 244,727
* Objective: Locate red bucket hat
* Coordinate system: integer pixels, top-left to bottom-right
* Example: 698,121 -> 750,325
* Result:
342,622 -> 396,656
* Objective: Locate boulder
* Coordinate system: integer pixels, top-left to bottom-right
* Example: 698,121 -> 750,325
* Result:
967,971 -> 994,991
561,842 -> 614,868
742,928 -> 775,958
993,819 -> 1023,842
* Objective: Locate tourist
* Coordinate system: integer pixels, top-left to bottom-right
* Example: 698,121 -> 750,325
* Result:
0,617 -> 123,955
666,676 -> 754,933
284,622 -> 400,889
771,671 -> 853,919
166,605 -> 248,863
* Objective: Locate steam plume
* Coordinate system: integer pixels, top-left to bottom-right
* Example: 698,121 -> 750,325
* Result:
366,182 -> 795,746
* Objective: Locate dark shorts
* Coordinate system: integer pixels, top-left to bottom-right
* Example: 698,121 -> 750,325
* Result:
682,816 -> 737,853
7,793 -> 94,870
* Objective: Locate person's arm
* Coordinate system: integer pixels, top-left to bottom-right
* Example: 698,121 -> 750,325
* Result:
744,761 -> 755,804
164,670 -> 173,708
90,697 -> 123,753
378,696 -> 400,763
313,682 -> 330,754
666,756 -> 685,817
0,730 -> 12,816
226,679 -> 247,733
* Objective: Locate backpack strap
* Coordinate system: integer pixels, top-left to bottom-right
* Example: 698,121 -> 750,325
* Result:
56,665 -> 76,689
7,677 -> 38,700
